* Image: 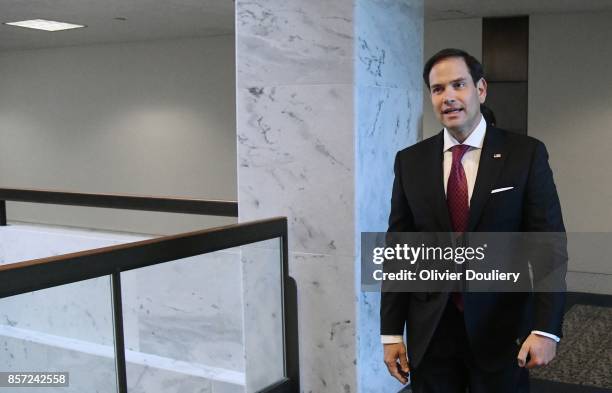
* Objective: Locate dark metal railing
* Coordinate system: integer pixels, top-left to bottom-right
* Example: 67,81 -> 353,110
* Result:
0,189 -> 298,393
0,187 -> 238,225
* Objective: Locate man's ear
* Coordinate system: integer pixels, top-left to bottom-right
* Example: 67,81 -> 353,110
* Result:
477,78 -> 487,103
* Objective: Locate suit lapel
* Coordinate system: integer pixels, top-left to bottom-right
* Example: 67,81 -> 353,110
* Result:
468,127 -> 507,231
430,131 -> 453,232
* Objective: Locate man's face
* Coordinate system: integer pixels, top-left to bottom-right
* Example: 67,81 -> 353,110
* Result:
428,56 -> 487,136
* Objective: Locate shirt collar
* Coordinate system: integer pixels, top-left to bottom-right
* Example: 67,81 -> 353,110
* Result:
443,114 -> 487,152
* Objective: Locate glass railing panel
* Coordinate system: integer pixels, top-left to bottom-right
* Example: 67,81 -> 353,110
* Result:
0,277 -> 118,392
120,237 -> 285,393
241,238 -> 285,392
121,246 -> 246,393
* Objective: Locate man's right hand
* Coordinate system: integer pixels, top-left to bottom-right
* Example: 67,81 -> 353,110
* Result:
383,342 -> 410,384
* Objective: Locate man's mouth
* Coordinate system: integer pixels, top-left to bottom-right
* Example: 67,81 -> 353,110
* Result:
442,108 -> 463,114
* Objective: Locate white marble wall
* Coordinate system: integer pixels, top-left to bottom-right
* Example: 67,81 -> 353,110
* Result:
236,1 -> 423,392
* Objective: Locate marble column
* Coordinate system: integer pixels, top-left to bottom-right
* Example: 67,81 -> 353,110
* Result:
355,1 -> 423,392
236,1 -> 423,392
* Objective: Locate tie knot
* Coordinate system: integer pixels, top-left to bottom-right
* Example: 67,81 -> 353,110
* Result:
451,144 -> 470,163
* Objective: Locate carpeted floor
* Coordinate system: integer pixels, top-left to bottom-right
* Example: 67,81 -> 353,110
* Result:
530,304 -> 612,390
531,378 -> 611,393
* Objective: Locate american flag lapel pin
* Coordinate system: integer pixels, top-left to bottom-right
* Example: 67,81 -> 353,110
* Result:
493,153 -> 502,158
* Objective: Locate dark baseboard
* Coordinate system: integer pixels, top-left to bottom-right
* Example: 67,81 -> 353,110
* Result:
566,291 -> 612,311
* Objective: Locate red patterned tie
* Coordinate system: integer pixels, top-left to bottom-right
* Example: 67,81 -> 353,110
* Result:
447,144 -> 470,311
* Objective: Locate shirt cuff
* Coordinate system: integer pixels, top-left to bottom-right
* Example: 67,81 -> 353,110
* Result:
381,335 -> 404,344
532,330 -> 560,343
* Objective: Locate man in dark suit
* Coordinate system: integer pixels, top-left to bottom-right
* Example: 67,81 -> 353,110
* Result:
381,48 -> 566,392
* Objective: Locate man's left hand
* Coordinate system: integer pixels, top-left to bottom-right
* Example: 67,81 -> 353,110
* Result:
517,333 -> 557,369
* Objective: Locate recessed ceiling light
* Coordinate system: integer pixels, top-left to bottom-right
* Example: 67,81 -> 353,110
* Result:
4,19 -> 85,31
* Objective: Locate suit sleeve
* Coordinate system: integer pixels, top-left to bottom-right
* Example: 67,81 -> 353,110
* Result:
380,152 -> 415,336
522,141 -> 567,337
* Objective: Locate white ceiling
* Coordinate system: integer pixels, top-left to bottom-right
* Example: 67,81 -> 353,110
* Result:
426,0 -> 612,20
0,0 -> 234,51
2,0 -> 611,51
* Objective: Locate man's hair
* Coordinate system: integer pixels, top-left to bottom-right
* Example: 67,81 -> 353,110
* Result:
422,48 -> 484,89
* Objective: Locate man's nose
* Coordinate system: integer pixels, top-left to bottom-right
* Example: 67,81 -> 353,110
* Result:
443,97 -> 456,105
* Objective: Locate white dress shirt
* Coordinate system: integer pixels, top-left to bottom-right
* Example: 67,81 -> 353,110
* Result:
382,115 -> 560,344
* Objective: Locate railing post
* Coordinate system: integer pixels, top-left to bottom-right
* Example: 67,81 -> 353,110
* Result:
111,272 -> 129,393
281,221 -> 300,392
0,200 -> 6,226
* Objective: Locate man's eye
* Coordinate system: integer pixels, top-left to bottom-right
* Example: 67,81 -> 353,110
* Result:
431,87 -> 442,94
454,82 -> 466,88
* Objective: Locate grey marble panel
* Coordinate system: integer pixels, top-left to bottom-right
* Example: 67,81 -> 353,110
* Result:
356,87 -> 421,232
356,0 -> 423,90
236,0 -> 354,86
237,85 -> 354,256
356,85 -> 421,391
288,252 -> 356,393
357,292 -> 407,393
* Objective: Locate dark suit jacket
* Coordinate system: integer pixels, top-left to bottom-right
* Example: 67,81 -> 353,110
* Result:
381,126 -> 567,371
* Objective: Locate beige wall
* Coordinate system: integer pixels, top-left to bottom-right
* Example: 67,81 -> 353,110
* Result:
529,12 -> 612,233
0,36 -> 237,235
424,14 -> 612,293
529,12 -> 612,293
